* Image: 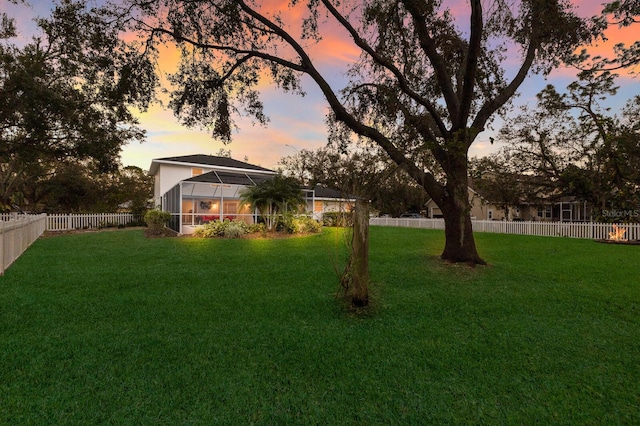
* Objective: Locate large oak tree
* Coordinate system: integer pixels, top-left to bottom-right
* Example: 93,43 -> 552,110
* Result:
112,0 -> 599,263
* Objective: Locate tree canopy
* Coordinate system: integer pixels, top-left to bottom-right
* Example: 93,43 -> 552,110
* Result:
102,0 -> 606,263
0,0 -> 155,211
493,70 -> 640,221
280,145 -> 428,217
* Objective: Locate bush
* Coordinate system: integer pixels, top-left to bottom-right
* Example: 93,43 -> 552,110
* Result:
282,215 -> 322,234
224,222 -> 246,239
194,219 -> 257,238
322,212 -> 352,227
144,209 -> 172,229
194,220 -> 227,238
246,222 -> 267,235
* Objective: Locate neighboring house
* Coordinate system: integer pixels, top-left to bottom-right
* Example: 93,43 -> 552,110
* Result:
308,184 -> 356,221
424,186 -> 508,221
519,196 -> 591,222
424,186 -> 591,222
149,154 -> 355,234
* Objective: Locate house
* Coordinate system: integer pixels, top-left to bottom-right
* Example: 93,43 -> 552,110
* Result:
424,186 -> 509,220
149,154 -> 356,234
424,184 -> 591,222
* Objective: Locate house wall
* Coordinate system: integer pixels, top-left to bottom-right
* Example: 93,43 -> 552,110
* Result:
307,199 -> 354,221
319,199 -> 354,213
426,188 -> 497,220
154,164 -> 211,207
425,201 -> 442,218
469,197 -> 488,220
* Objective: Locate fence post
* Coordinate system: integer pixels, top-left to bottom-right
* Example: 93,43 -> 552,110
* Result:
0,221 -> 4,275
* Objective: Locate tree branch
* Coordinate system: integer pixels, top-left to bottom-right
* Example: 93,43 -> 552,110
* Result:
401,0 -> 459,124
458,0 -> 482,128
472,37 -> 538,135
320,0 -> 449,138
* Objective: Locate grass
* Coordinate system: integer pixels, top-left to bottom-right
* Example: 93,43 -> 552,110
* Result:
1,226 -> 639,424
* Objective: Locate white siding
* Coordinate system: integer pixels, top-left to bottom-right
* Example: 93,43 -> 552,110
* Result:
154,164 -> 211,207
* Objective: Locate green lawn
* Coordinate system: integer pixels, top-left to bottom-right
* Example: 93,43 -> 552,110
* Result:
1,227 -> 639,424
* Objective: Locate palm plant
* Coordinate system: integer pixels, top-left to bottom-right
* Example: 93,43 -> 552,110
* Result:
240,174 -> 304,230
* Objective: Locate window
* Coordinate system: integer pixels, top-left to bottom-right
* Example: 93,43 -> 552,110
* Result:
537,206 -> 552,218
488,210 -> 494,220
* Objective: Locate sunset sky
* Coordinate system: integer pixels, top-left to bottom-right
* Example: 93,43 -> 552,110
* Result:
6,0 -> 640,171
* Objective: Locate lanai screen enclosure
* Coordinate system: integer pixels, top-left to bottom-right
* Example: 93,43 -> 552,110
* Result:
162,170 -> 316,234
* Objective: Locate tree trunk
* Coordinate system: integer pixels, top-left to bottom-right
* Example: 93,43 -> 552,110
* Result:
438,157 -> 486,265
342,198 -> 370,306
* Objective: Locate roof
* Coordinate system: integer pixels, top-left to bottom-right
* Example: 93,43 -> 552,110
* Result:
182,176 -> 357,201
185,170 -> 272,186
149,154 -> 274,175
308,184 -> 358,200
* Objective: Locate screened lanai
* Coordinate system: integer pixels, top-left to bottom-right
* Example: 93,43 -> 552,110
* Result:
162,170 -> 270,234
162,170 -> 317,234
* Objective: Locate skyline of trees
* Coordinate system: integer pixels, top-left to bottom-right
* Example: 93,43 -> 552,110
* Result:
2,0 -> 638,230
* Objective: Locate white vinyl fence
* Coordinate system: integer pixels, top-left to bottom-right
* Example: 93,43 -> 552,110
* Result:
0,213 -> 142,275
45,213 -> 142,231
0,214 -> 47,275
370,217 -> 640,241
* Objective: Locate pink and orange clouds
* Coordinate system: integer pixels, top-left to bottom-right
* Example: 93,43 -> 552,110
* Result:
4,0 -> 637,168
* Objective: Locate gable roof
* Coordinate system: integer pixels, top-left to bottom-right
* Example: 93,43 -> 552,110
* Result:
149,154 -> 274,175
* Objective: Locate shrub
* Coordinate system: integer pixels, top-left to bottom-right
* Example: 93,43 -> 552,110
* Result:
195,217 -> 318,238
143,209 -> 175,238
282,215 -> 322,234
322,212 -> 352,227
194,220 -> 227,237
194,219 -> 256,238
246,222 -> 267,235
144,209 -> 172,229
224,222 -> 246,239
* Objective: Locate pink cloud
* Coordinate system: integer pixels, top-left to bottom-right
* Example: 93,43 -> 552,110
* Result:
121,0 -> 640,170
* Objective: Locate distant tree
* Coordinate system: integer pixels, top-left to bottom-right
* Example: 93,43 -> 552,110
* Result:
215,148 -> 233,158
240,174 -> 304,231
105,0 -> 600,264
469,154 -> 528,219
497,71 -> 640,219
280,144 -> 430,217
0,0 -> 155,211
111,166 -> 154,216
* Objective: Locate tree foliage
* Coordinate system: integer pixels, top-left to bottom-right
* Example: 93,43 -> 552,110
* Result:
579,0 -> 640,72
108,0 -> 601,263
6,160 -> 153,214
0,0 -> 156,211
240,174 -> 304,231
280,144 -> 428,217
495,71 -> 640,220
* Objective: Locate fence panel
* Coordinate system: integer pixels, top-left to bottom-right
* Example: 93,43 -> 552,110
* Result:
370,218 -> 640,241
46,213 -> 141,231
0,214 -> 47,275
1,213 -> 141,275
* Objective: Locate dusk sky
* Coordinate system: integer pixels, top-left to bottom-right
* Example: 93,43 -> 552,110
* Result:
5,0 -> 639,171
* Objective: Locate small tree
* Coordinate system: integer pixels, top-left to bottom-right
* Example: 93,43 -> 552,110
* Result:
143,209 -> 172,237
340,199 -> 370,307
240,174 -> 304,231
